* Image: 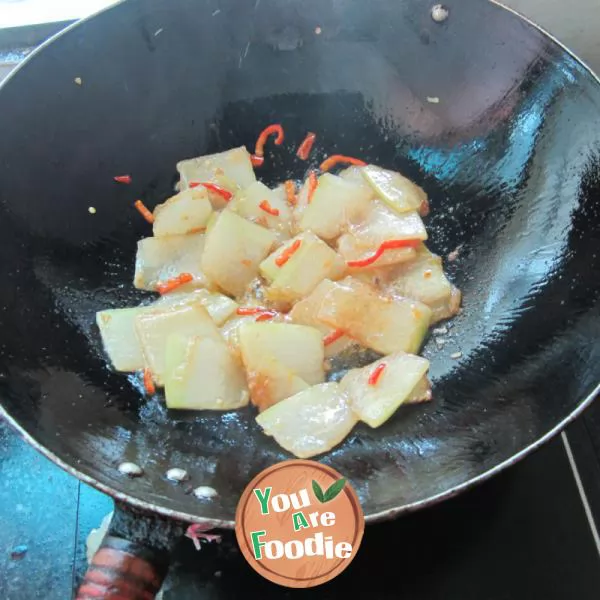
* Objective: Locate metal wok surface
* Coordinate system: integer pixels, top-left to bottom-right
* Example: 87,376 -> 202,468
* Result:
0,0 -> 600,527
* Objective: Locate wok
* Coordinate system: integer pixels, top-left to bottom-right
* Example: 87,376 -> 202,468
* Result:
1,0 -> 600,595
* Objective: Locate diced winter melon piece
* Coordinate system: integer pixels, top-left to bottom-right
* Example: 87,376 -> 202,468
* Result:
134,302 -> 223,385
232,181 -> 291,240
260,232 -> 346,307
341,353 -> 430,427
256,382 -> 357,458
239,322 -> 325,410
152,188 -> 213,237
338,166 -> 377,197
202,210 -> 276,296
317,278 -> 431,354
346,202 -> 427,247
245,357 -> 309,412
239,322 -> 324,385
406,376 -> 432,404
96,307 -> 147,371
385,245 -> 461,323
176,146 -> 256,208
337,233 -> 417,269
153,288 -> 238,326
220,315 -> 256,353
298,173 -> 372,241
164,335 -> 249,410
220,311 -> 287,356
289,279 -> 354,357
134,233 -> 212,291
361,164 -> 429,216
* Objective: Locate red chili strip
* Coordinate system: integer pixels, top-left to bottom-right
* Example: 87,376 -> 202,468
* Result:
134,200 -> 154,224
259,200 -> 280,216
114,174 -> 132,184
236,306 -> 264,316
307,171 -> 318,203
156,273 -> 193,295
189,182 -> 233,202
275,239 -> 302,267
255,311 -> 278,322
368,362 -> 387,386
323,329 -> 345,346
251,124 -> 285,167
296,132 -> 316,160
284,180 -> 297,206
320,154 -> 366,172
143,368 -> 156,395
346,239 -> 421,268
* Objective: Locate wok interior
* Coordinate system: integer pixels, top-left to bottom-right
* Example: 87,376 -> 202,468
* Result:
1,0 -> 600,524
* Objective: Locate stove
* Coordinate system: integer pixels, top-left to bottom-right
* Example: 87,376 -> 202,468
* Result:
1,3 -> 600,598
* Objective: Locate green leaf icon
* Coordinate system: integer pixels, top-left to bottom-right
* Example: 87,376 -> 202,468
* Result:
312,480 -> 325,503
323,478 -> 346,502
312,478 -> 346,503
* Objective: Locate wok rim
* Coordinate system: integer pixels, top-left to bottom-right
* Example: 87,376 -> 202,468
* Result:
0,0 -> 599,529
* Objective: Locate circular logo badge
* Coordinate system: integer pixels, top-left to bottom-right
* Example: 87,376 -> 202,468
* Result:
235,459 -> 364,588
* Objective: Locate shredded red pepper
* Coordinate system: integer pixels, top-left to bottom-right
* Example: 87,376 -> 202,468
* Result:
323,329 -> 345,346
250,154 -> 265,167
134,200 -> 154,224
156,273 -> 193,295
296,132 -> 316,160
259,200 -> 280,216
143,368 -> 156,395
114,174 -> 132,184
346,239 -> 420,268
284,180 -> 297,206
275,239 -> 302,267
368,363 -> 387,386
320,155 -> 366,172
307,171 -> 319,203
189,182 -> 233,202
251,124 -> 285,167
236,307 -> 264,316
255,311 -> 278,322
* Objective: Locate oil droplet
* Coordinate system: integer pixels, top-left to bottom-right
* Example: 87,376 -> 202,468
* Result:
431,4 -> 449,22
194,486 -> 218,499
118,462 -> 143,477
166,468 -> 190,482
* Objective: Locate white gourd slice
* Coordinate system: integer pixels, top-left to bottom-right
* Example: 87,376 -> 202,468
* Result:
317,277 -> 431,355
289,279 -> 354,357
176,146 -> 256,208
134,302 -> 223,385
153,288 -> 238,326
259,232 -> 346,307
134,233 -> 212,292
341,353 -> 430,428
238,322 -> 324,410
152,188 -> 213,237
298,173 -> 372,241
165,335 -> 249,410
202,210 -> 276,296
96,307 -> 148,372
231,181 -> 292,241
256,382 -> 357,458
385,245 -> 461,323
361,164 -> 429,215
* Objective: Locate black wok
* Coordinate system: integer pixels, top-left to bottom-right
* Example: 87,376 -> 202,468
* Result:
1,0 -> 600,595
